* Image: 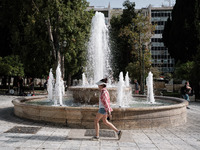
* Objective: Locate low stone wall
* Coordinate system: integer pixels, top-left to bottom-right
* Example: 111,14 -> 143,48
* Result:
173,84 -> 184,91
12,95 -> 188,129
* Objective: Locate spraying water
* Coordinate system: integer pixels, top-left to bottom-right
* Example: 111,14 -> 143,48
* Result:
54,64 -> 65,105
47,68 -> 54,101
85,12 -> 112,84
146,72 -> 155,103
47,64 -> 65,105
82,73 -> 87,86
117,72 -> 125,107
125,72 -> 130,87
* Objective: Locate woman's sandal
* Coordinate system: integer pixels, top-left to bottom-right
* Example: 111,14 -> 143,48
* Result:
117,130 -> 122,140
92,136 -> 99,140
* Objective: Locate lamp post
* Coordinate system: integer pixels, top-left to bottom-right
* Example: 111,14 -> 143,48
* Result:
142,44 -> 146,95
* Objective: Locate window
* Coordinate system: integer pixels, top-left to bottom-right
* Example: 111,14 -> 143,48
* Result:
155,30 -> 163,34
163,59 -> 168,64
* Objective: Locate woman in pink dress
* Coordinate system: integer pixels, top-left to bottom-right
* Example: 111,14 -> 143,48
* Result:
93,78 -> 122,140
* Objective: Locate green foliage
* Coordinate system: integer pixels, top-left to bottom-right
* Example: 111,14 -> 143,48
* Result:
62,0 -> 93,81
174,61 -> 194,81
149,67 -> 161,79
110,1 -> 155,83
1,0 -> 52,78
162,0 -> 200,63
120,0 -> 136,26
31,0 -> 93,81
162,17 -> 172,50
0,56 -> 24,76
125,62 -> 140,82
192,50 -> 200,98
163,72 -> 173,81
1,0 -> 93,82
163,0 -> 200,98
110,0 -> 137,78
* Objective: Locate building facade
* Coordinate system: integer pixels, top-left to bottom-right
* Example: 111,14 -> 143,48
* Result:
146,6 -> 175,73
87,4 -> 111,25
87,4 -> 123,26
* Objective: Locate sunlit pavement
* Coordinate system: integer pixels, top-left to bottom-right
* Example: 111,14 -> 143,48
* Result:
0,95 -> 200,150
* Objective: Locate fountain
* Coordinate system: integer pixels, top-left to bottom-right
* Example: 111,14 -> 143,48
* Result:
82,73 -> 88,86
146,72 -> 155,103
85,11 -> 112,83
47,68 -> 54,101
117,72 -> 124,107
12,12 -> 188,129
68,11 -> 131,105
47,64 -> 65,106
125,72 -> 130,87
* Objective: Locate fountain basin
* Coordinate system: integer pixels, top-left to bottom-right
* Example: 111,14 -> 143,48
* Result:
12,95 -> 188,129
68,86 -> 132,104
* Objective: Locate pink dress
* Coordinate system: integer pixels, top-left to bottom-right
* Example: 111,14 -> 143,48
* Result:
99,88 -> 113,113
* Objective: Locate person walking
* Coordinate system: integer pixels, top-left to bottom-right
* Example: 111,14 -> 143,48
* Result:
17,76 -> 24,96
134,79 -> 140,94
181,81 -> 192,109
93,78 -> 122,140
29,77 -> 35,96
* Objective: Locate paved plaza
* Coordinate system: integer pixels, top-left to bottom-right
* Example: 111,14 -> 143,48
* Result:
0,95 -> 200,150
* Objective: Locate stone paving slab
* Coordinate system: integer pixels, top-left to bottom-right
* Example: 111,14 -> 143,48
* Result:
0,95 -> 200,150
67,129 -> 118,140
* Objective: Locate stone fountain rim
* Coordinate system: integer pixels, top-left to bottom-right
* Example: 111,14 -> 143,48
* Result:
68,86 -> 118,90
12,95 -> 188,111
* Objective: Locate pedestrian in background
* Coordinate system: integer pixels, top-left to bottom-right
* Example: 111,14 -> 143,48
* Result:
134,79 -> 140,94
29,77 -> 35,96
181,81 -> 192,109
17,76 -> 24,96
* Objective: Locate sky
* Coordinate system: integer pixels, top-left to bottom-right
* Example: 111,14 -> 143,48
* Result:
86,0 -> 175,9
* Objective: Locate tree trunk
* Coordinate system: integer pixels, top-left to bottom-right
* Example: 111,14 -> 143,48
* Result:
61,54 -> 65,79
139,47 -> 144,94
2,76 -> 7,88
8,76 -> 11,91
55,49 -> 65,80
46,16 -> 56,61
67,74 -> 72,87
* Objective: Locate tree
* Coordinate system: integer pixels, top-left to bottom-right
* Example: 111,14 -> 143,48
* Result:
163,0 -> 200,99
120,0 -> 137,26
110,1 -> 155,92
26,0 -> 93,83
150,67 -> 161,79
162,0 -> 200,63
110,0 -> 137,79
0,55 -> 24,90
2,0 -> 93,85
174,61 -> 194,81
121,14 -> 154,91
192,52 -> 200,99
0,0 -> 13,57
162,17 -> 172,50
1,0 -> 51,78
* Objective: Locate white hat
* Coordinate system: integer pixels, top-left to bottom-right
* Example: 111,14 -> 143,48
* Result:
96,81 -> 107,86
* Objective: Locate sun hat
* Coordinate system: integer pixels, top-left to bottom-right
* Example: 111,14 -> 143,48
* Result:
96,80 -> 107,86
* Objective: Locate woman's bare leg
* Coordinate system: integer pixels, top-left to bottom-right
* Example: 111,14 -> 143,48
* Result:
102,115 -> 119,132
94,113 -> 104,137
